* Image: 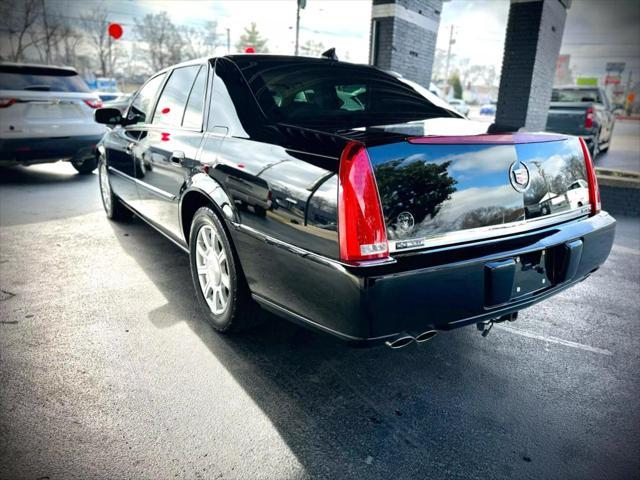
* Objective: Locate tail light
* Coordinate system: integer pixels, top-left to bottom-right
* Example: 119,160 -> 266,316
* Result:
0,98 -> 16,108
83,98 -> 103,109
578,136 -> 601,216
338,141 -> 388,262
584,107 -> 594,129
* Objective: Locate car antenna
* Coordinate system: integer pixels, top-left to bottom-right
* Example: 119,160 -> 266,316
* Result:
321,48 -> 338,61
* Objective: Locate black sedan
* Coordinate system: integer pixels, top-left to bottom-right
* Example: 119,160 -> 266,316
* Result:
94,55 -> 615,348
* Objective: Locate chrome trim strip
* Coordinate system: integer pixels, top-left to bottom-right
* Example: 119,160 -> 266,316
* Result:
233,223 -> 397,269
389,207 -> 590,253
118,200 -> 189,253
108,166 -> 176,201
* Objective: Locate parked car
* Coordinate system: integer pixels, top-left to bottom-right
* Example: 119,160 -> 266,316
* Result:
546,85 -> 615,158
447,98 -> 470,116
0,63 -> 107,173
479,103 -> 496,115
94,55 -> 614,348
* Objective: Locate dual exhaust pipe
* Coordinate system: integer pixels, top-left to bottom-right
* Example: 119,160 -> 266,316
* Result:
385,330 -> 438,349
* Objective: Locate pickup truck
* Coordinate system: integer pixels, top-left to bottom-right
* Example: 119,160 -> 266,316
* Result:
546,85 -> 615,158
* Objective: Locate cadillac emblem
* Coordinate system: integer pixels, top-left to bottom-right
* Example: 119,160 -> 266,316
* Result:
396,211 -> 415,233
509,160 -> 530,192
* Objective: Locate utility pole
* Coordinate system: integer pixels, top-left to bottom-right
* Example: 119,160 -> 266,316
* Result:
295,0 -> 306,56
226,28 -> 231,54
444,24 -> 455,84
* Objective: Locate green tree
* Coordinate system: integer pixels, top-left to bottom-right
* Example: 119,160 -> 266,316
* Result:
235,22 -> 268,53
375,159 -> 457,237
449,72 -> 463,99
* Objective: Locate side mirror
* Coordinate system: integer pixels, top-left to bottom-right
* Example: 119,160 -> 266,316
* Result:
95,107 -> 123,125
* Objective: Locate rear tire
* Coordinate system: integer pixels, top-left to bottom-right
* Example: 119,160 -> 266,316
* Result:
189,206 -> 256,333
72,156 -> 98,174
98,158 -> 131,221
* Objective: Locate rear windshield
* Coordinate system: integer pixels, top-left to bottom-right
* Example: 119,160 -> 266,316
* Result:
551,88 -> 601,103
232,59 -> 458,127
0,65 -> 90,92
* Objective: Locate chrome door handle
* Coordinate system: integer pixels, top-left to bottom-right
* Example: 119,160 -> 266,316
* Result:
170,150 -> 185,165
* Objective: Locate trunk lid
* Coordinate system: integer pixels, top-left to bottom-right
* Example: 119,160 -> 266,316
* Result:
546,101 -> 593,135
364,130 -> 590,253
0,90 -> 104,138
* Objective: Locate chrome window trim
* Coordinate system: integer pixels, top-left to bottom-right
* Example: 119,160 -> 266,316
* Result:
388,206 -> 591,253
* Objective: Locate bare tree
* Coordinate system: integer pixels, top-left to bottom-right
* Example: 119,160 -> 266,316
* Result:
181,21 -> 220,60
135,12 -> 184,73
0,0 -> 42,62
54,23 -> 83,66
80,8 -> 113,77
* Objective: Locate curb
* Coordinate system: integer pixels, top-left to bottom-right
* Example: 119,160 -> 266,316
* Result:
596,168 -> 640,217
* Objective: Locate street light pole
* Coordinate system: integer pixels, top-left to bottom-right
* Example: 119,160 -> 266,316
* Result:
295,3 -> 301,55
226,28 -> 231,54
294,0 -> 306,56
444,24 -> 455,83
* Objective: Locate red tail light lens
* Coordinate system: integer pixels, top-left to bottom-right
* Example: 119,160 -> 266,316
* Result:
338,141 -> 388,262
83,98 -> 103,109
585,107 -> 594,129
0,98 -> 16,108
578,136 -> 601,216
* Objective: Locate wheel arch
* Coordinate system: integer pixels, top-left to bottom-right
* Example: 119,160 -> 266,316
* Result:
180,173 -> 237,243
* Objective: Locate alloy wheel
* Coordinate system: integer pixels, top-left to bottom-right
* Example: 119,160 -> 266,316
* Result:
195,224 -> 231,315
99,162 -> 112,213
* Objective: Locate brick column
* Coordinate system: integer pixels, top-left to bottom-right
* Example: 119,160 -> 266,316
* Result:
495,0 -> 570,131
370,0 -> 443,88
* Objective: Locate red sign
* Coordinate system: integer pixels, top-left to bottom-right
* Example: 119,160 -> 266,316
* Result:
605,75 -> 621,85
108,23 -> 123,40
244,46 -> 255,53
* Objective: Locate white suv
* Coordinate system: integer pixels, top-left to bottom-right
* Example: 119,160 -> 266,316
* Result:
0,63 -> 108,173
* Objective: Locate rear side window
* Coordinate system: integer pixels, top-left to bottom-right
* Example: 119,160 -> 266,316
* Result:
231,59 -> 457,128
182,66 -> 207,129
0,65 -> 89,92
127,73 -> 166,126
152,66 -> 200,127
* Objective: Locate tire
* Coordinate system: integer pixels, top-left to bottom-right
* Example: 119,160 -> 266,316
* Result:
98,158 -> 131,221
72,156 -> 98,174
589,131 -> 601,159
188,206 -> 256,333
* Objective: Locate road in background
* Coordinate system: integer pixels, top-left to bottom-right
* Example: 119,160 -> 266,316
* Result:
1,160 -> 638,479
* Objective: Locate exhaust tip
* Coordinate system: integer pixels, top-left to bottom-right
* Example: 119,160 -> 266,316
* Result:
385,335 -> 415,349
415,330 -> 438,343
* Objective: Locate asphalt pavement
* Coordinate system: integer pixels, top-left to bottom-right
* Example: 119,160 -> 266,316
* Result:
596,119 -> 640,173
1,159 -> 639,480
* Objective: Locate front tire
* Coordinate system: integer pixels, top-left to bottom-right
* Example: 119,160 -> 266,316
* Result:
98,158 -> 131,221
189,207 -> 255,332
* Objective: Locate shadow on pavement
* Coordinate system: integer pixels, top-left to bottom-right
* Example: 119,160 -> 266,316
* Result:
105,216 -> 633,480
0,163 -> 101,226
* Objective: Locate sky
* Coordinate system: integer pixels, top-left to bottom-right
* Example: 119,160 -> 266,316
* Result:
43,0 -> 640,81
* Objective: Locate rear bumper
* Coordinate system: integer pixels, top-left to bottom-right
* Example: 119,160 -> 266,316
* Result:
241,212 -> 615,345
0,134 -> 103,165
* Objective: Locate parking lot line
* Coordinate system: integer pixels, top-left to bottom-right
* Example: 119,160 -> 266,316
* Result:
495,324 -> 613,356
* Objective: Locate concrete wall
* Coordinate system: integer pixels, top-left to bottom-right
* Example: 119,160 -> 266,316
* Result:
370,0 -> 443,88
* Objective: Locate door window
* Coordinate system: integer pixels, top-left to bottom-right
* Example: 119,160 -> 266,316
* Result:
127,73 -> 166,126
152,66 -> 200,127
182,66 -> 207,129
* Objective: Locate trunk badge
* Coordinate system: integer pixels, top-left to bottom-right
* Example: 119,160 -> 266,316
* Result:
397,211 -> 415,233
509,161 -> 530,192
